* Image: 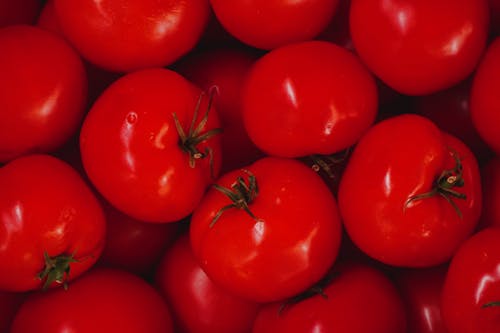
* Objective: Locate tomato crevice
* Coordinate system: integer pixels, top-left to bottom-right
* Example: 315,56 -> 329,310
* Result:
481,301 -> 500,308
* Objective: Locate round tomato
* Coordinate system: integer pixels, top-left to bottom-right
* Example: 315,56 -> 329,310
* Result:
477,157 -> 500,230
0,0 -> 42,27
53,0 -> 210,72
10,268 -> 173,333
0,25 -> 87,163
243,41 -> 377,158
190,157 -> 342,303
80,68 -> 222,223
156,234 -> 260,333
0,154 -> 106,291
350,0 -> 489,95
338,114 -> 482,267
441,228 -> 500,333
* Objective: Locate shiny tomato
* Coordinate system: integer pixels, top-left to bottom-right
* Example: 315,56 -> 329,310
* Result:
10,268 -> 173,333
441,228 -> 500,333
80,68 -> 222,223
0,25 -> 87,163
350,0 -> 489,95
243,41 -> 377,158
338,114 -> 482,267
252,262 -> 407,333
471,37 -> 500,154
209,0 -> 339,49
0,155 -> 106,291
156,234 -> 260,333
53,0 -> 210,72
190,157 -> 342,303
0,0 -> 42,27
478,157 -> 500,229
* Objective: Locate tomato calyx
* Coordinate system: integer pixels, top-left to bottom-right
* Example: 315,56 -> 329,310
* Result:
38,251 -> 78,291
482,301 -> 500,308
306,149 -> 350,179
210,170 -> 259,227
404,149 -> 466,218
172,87 -> 222,178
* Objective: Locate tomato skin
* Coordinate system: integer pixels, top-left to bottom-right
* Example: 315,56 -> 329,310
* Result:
209,0 -> 339,50
80,68 -> 222,223
156,234 -> 260,333
243,41 -> 377,158
441,228 -> 500,333
350,0 -> 489,95
10,268 -> 173,333
0,0 -> 42,27
338,114 -> 482,267
0,25 -> 87,163
252,262 -> 407,333
190,157 -> 342,303
478,157 -> 500,229
0,291 -> 26,332
471,37 -> 500,154
53,0 -> 209,72
0,155 -> 106,291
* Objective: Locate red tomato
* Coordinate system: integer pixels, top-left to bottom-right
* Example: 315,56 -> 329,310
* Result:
252,262 -> 407,333
471,37 -> 500,154
0,155 -> 106,291
10,268 -> 173,333
441,228 -> 500,333
190,157 -> 342,303
243,41 -> 377,158
338,114 -> 482,267
478,157 -> 500,229
156,234 -> 260,333
53,0 -> 210,72
395,266 -> 449,333
0,25 -> 87,163
350,0 -> 489,95
0,291 -> 26,332
176,48 -> 264,172
80,68 -> 222,223
209,0 -> 340,49
0,0 -> 42,27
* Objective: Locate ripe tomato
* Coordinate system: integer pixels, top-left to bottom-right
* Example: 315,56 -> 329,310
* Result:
10,268 -> 174,333
470,37 -> 500,154
190,157 -> 342,303
0,25 -> 87,163
0,155 -> 106,291
350,0 -> 489,95
209,0 -> 339,50
338,114 -> 482,267
243,41 -> 377,158
478,157 -> 500,230
53,0 -> 210,72
156,234 -> 260,333
441,228 -> 500,333
252,262 -> 407,333
80,68 -> 222,223
0,291 -> 26,332
0,0 -> 42,27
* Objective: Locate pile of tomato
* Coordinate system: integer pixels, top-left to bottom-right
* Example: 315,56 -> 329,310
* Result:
1,0 -> 500,332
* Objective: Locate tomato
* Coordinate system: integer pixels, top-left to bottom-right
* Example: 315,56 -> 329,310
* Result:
209,0 -> 339,50
490,0 -> 500,34
80,68 -> 222,223
10,268 -> 173,333
156,234 -> 260,333
53,0 -> 210,72
338,114 -> 482,267
243,41 -> 377,158
441,228 -> 500,333
471,37 -> 500,154
395,266 -> 449,333
0,291 -> 26,332
0,0 -> 42,27
350,0 -> 489,95
252,262 -> 407,333
316,0 -> 354,51
478,157 -> 500,230
0,25 -> 87,163
0,155 -> 106,291
176,47 -> 264,172
190,157 -> 342,303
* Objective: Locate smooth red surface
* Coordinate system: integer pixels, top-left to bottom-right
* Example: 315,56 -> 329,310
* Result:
252,262 -> 407,333
190,157 -> 342,303
0,0 -> 42,27
0,155 -> 106,291
478,157 -> 500,229
442,228 -> 500,333
243,41 -> 377,158
0,291 -> 26,332
350,0 -> 489,95
338,114 -> 482,267
0,25 -> 87,163
10,268 -> 174,333
156,234 -> 260,333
